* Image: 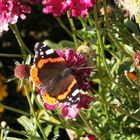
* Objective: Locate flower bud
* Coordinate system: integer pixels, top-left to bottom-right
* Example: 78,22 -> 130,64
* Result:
14,64 -> 30,79
100,5 -> 112,15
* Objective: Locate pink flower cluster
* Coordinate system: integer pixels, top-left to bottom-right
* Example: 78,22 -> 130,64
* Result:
0,0 -> 31,34
57,48 -> 93,91
42,0 -> 95,17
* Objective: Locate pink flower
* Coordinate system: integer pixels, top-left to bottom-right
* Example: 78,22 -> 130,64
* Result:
42,99 -> 59,110
69,0 -> 95,17
11,0 -> 31,20
57,48 -> 93,91
134,51 -> 140,70
57,48 -> 86,67
0,0 -> 31,34
42,0 -> 69,17
61,94 -> 94,119
42,0 -> 95,17
61,105 -> 79,119
77,94 -> 94,109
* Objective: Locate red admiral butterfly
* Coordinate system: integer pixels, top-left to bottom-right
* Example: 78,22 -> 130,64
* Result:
30,42 -> 80,109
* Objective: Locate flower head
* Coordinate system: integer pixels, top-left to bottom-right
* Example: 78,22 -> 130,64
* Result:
115,0 -> 140,27
77,94 -> 94,109
0,0 -> 31,34
42,0 -> 95,17
14,64 -> 30,80
57,48 -> 93,91
57,48 -> 86,67
42,0 -> 69,17
60,94 -> 94,119
61,104 -> 79,119
100,5 -> 112,15
68,0 -> 95,17
42,99 -> 59,110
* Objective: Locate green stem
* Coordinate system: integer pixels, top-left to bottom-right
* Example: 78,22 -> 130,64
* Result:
24,86 -> 47,140
0,128 -> 3,140
0,103 -> 30,116
0,53 -> 25,58
10,24 -> 33,56
78,111 -> 105,140
93,4 -> 115,128
87,13 -> 95,26
56,18 -> 73,38
67,12 -> 78,48
0,126 -> 42,140
78,17 -> 86,30
93,5 -> 113,80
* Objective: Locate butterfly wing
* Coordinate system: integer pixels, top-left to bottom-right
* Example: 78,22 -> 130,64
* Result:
30,42 -> 80,107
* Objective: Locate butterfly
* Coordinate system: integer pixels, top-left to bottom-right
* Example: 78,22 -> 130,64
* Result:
30,42 -> 80,109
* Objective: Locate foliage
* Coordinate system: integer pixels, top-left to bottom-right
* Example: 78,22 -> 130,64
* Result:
0,0 -> 140,140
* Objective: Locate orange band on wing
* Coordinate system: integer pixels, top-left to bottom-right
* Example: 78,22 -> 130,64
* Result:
42,92 -> 57,105
37,57 -> 63,68
30,66 -> 41,85
57,79 -> 77,100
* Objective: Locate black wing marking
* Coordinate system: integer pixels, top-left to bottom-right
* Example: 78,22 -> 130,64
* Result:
33,42 -> 59,65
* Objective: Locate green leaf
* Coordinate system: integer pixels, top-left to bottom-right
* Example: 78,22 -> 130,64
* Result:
125,20 -> 140,35
17,116 -> 34,132
17,116 -> 39,137
58,40 -> 75,49
43,40 -> 57,49
53,127 -> 60,140
123,44 -> 134,56
44,125 -> 53,137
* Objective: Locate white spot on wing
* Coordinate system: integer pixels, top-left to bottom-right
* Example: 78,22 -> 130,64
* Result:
45,49 -> 54,55
69,98 -> 72,101
72,89 -> 79,97
40,52 -> 44,55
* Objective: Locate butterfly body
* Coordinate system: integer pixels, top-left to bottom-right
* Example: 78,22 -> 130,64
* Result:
30,42 -> 80,109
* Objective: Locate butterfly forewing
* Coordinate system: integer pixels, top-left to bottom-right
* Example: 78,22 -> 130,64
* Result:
34,42 -> 59,65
